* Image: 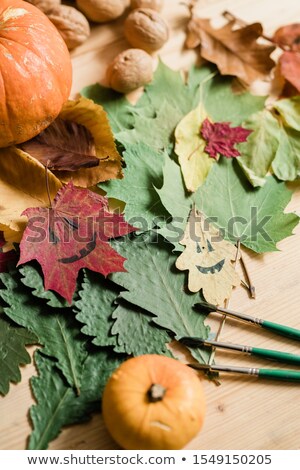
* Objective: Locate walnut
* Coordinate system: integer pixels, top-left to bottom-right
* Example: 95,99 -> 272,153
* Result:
47,5 -> 90,50
106,49 -> 154,93
124,8 -> 169,52
130,0 -> 164,12
25,0 -> 61,14
76,0 -> 128,23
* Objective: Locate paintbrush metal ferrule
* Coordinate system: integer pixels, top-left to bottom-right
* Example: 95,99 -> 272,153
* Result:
182,337 -> 300,365
188,363 -> 259,376
188,363 -> 300,381
180,337 -> 252,354
195,302 -> 262,325
195,302 -> 300,342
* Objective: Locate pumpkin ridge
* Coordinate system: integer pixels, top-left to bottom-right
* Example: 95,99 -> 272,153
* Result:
0,63 -> 13,140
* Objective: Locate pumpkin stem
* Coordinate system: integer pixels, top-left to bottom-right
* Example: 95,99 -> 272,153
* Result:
147,383 -> 166,403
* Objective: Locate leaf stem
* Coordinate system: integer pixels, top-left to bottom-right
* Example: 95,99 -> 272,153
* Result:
45,161 -> 52,209
240,251 -> 256,299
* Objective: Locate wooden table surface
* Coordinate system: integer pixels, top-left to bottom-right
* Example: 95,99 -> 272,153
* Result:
1,0 -> 300,451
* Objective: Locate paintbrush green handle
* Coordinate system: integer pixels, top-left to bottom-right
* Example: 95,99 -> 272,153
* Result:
252,347 -> 300,365
258,369 -> 300,382
262,320 -> 300,341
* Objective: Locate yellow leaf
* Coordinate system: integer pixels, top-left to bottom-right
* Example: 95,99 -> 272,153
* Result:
0,147 -> 62,243
55,97 -> 123,187
175,207 -> 240,305
175,102 -> 214,192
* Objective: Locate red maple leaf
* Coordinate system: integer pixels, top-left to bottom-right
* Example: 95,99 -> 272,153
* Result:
201,118 -> 252,159
0,232 -> 18,273
18,182 -> 137,303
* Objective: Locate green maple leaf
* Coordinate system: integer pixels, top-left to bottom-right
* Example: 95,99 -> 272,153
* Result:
237,110 -> 281,187
116,101 -> 183,150
111,300 -> 173,357
0,312 -> 37,396
0,272 -> 87,393
110,234 -> 210,364
19,264 -> 69,308
73,270 -> 118,348
203,75 -> 266,124
100,143 -> 168,227
80,84 -> 134,135
156,157 -> 299,253
29,349 -> 123,450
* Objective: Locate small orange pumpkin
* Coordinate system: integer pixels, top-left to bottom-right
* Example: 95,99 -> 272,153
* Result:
102,354 -> 206,450
0,0 -> 72,148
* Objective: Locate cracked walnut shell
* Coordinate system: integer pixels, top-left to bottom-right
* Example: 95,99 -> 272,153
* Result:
106,49 -> 154,93
124,8 -> 169,52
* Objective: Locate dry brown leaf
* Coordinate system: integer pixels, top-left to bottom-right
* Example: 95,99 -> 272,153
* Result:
0,147 -> 62,244
54,97 -> 123,187
175,207 -> 240,305
186,17 -> 275,85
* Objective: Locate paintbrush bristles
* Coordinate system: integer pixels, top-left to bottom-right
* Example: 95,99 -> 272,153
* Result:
194,301 -> 217,313
179,336 -> 206,347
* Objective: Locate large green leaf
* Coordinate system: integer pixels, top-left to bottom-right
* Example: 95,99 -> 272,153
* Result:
111,300 -> 173,357
237,110 -> 281,187
110,235 -> 210,364
29,349 -> 123,450
100,143 -> 168,228
198,159 -> 299,252
73,270 -> 118,347
0,312 -> 37,396
156,156 -> 299,253
203,75 -> 266,124
0,272 -> 87,393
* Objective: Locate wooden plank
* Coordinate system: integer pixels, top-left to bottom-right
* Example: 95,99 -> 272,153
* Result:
1,0 -> 300,450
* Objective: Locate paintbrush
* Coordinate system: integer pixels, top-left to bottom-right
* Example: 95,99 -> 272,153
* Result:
188,363 -> 300,382
194,301 -> 300,341
180,337 -> 300,365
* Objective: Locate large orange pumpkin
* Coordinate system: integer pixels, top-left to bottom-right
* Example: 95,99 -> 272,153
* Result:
0,0 -> 72,148
102,354 -> 206,450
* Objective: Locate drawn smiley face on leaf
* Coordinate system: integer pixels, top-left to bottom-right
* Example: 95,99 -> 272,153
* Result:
175,207 -> 240,305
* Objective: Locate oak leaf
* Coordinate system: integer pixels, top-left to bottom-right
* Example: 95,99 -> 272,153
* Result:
186,18 -> 275,85
18,182 -> 137,303
175,207 -> 240,305
201,118 -> 252,159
